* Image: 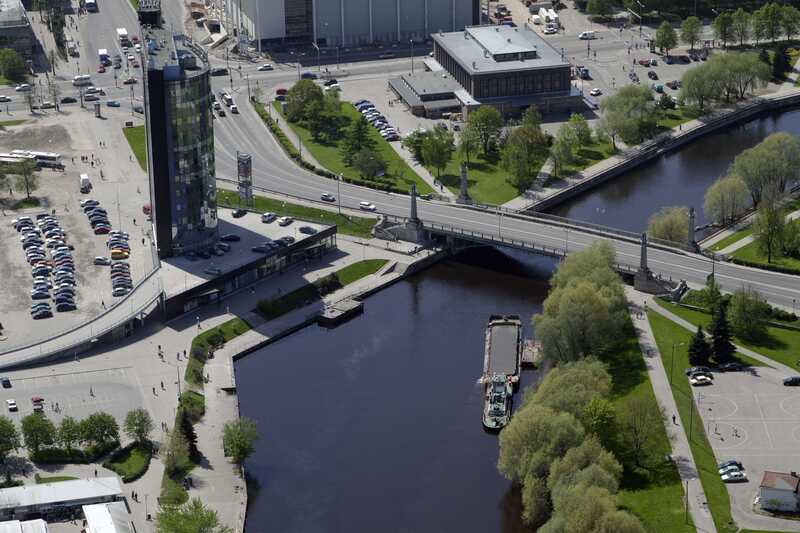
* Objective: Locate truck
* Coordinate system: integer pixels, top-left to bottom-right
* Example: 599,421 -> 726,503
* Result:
98,48 -> 109,65
116,27 -> 129,45
66,34 -> 78,57
548,9 -> 559,27
85,0 -> 97,12
79,174 -> 91,193
538,7 -> 551,23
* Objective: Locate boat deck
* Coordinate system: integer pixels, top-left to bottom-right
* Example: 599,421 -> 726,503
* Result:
487,324 -> 519,375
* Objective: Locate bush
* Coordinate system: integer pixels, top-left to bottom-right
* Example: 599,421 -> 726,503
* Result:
30,440 -> 119,464
103,442 -> 152,483
179,391 -> 205,424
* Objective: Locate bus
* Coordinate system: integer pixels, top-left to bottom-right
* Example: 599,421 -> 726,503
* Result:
73,74 -> 91,86
0,153 -> 34,167
10,150 -> 63,168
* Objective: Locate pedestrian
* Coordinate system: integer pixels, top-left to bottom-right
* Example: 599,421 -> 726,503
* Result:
183,349 -> 186,357
94,469 -> 97,476
89,387 -> 93,396
101,300 -> 105,309
161,380 -> 164,389
177,351 -> 180,360
133,218 -> 136,225
672,414 -> 677,425
152,386 -> 156,395
142,237 -> 145,245
158,344 -> 162,354
129,155 -> 132,161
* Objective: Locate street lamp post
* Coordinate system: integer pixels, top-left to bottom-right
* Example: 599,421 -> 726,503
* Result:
313,41 -> 320,72
410,39 -> 415,74
337,174 -> 342,215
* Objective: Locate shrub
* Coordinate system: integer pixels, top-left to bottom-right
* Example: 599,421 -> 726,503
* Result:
179,391 -> 205,424
102,442 -> 152,483
30,440 -> 119,464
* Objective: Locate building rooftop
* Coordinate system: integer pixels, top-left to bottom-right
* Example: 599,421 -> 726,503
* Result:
432,24 -> 568,75
0,478 -> 121,511
0,0 -> 28,27
0,520 -> 47,533
143,25 -> 208,76
760,471 -> 800,492
83,502 -> 133,533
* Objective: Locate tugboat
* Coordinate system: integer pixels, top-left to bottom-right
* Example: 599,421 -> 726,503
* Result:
482,373 -> 513,430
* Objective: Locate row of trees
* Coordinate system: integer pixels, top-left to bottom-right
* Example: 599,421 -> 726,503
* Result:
653,17 -> 702,55
679,53 -> 770,111
551,113 -> 601,177
501,243 -> 656,529
713,4 -> 800,48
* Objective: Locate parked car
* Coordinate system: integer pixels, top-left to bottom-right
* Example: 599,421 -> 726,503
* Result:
718,362 -> 744,372
220,234 -> 241,242
1,378 -> 11,389
123,77 -> 137,85
784,376 -> 800,386
721,470 -> 747,483
589,88 -> 602,96
689,374 -> 712,386
299,226 -> 318,235
232,209 -> 247,218
718,460 -> 743,471
277,216 -> 293,226
106,100 -> 121,107
300,72 -> 317,80
6,399 -> 17,412
257,63 -> 274,71
261,212 -> 277,223
685,366 -> 712,376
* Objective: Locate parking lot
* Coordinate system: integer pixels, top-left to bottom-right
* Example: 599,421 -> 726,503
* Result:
694,366 -> 800,531
0,112 -> 153,351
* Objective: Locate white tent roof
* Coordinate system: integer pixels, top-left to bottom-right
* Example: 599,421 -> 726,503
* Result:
0,520 -> 48,533
83,502 -> 132,533
0,478 -> 121,510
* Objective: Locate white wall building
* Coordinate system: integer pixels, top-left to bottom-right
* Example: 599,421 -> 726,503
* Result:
759,471 -> 800,512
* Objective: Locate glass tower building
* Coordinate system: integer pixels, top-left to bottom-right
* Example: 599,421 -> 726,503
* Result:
140,1 -> 218,258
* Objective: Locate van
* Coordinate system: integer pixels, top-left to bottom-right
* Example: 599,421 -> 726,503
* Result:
531,14 -> 541,24
222,93 -> 234,106
79,174 -> 91,193
578,31 -> 596,40
72,75 -> 92,86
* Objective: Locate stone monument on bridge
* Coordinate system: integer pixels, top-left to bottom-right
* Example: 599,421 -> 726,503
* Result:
634,232 -> 679,294
456,162 -> 472,205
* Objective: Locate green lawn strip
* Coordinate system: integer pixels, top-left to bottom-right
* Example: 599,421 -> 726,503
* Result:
103,444 -> 152,482
647,311 -> 738,533
273,101 -> 432,195
605,319 -> 694,533
122,125 -> 147,171
159,474 -> 189,505
216,189 -> 375,239
179,390 -> 206,423
657,107 -> 701,130
731,240 -> 800,275
186,317 -> 251,387
559,138 -> 617,177
34,474 -> 77,484
708,227 -> 753,252
653,299 -> 800,370
159,391 -> 206,505
256,259 -> 387,320
436,154 -> 545,205
0,119 -> 26,127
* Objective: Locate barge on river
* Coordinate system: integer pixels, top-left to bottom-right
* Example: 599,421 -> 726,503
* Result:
481,315 -> 522,431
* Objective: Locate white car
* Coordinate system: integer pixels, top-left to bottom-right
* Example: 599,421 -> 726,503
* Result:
230,104 -> 239,114
721,470 -> 747,483
15,84 -> 31,92
719,465 -> 742,476
261,212 -> 276,223
0,95 -> 11,102
126,54 -> 135,62
257,63 -> 274,71
589,88 -> 602,97
689,374 -> 712,386
359,201 -> 377,212
543,27 -> 558,35
277,216 -> 293,226
5,399 -> 16,412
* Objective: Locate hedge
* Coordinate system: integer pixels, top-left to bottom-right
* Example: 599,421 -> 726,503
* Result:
730,256 -> 800,276
31,440 -> 120,464
102,442 -> 153,483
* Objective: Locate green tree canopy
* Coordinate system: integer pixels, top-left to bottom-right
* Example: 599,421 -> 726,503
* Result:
680,16 -> 703,50
21,413 -> 56,454
80,412 -> 119,447
567,113 -> 592,145
710,304 -> 736,363
598,85 -> 658,146
467,105 -> 503,155
223,417 -> 259,468
352,148 -> 386,180
57,416 -> 82,450
729,287 -> 770,341
732,8 -> 751,46
156,497 -> 232,533
712,11 -> 734,48
421,127 -> 454,179
525,358 -> 612,418
123,408 -> 154,445
688,326 -> 711,366
501,123 -> 547,191
340,116 -> 375,166
0,416 -> 20,464
617,394 -> 664,468
655,21 -> 678,54
782,5 -> 800,40
284,79 -> 323,123
12,160 -> 38,200
755,2 -> 784,42
647,206 -> 688,243
0,49 -> 27,83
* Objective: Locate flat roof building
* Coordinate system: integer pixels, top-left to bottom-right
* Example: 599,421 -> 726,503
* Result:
0,519 -> 48,533
0,478 -> 122,521
0,0 -> 36,58
391,24 -> 581,117
140,0 -> 218,258
82,502 -> 133,533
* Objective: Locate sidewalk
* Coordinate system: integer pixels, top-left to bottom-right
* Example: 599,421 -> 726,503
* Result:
714,208 -> 800,255
626,289 -> 717,533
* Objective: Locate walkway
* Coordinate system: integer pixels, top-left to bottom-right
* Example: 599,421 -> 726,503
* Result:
714,208 -> 800,256
626,288 -> 717,533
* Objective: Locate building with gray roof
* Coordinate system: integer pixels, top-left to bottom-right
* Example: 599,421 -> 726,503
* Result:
0,0 -> 36,59
0,477 -> 122,521
391,23 -> 581,117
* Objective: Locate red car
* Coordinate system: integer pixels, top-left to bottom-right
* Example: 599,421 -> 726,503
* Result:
97,64 -> 106,73
94,227 -> 110,235
637,59 -> 651,66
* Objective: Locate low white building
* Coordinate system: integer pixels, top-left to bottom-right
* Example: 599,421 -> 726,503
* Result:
0,478 -> 122,521
759,471 -> 800,512
0,519 -> 48,533
82,502 -> 133,533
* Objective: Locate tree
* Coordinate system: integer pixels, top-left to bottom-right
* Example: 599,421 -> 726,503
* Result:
755,2 -> 784,42
752,8 -> 768,44
596,511 -> 647,533
772,45 -> 790,80
306,91 -> 348,144
618,394 -> 664,468
80,412 -> 119,447
680,64 -> 716,112
713,11 -> 734,48
567,113 -> 592,145
467,105 -> 503,155
21,413 -> 56,454
498,404 -> 585,481
156,497 -> 233,533
457,125 -> 480,165
731,8 -> 751,46
0,417 -> 20,465
352,148 -> 385,180
729,287 -> 770,341
526,358 -> 612,418
753,196 -> 786,264
0,49 -> 27,83
724,53 -> 770,100
680,16 -> 703,51
710,304 -> 736,363
12,160 -> 38,200
547,436 -> 622,499
520,474 -> 549,527
162,428 -> 191,477
548,485 -> 618,533
783,5 -> 800,40
421,127 -> 454,179
655,21 -> 678,55
57,416 -> 82,450
223,417 -> 258,469
123,408 -> 153,445
587,0 -> 612,18
581,397 -> 617,448
688,326 -> 711,366
647,206 -> 688,243
179,407 -> 200,463
401,130 -> 426,163
284,79 -> 323,122
728,132 -> 800,206
598,85 -> 658,146
550,130 -> 576,178
501,127 -> 543,191
340,116 -> 375,166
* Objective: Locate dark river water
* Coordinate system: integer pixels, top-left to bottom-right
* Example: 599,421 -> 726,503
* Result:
237,108 -> 800,532
548,108 -> 800,232
237,251 -> 552,533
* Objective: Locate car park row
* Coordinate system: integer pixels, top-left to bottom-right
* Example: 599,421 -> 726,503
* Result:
354,99 -> 400,142
81,198 -> 133,297
13,214 -> 77,319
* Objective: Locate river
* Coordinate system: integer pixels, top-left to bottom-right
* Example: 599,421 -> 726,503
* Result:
236,250 -> 552,533
548,108 -> 800,232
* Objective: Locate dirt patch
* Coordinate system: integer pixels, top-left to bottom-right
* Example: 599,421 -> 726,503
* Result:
0,124 -> 74,154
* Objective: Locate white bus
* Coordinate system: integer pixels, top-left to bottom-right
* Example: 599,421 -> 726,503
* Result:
73,74 -> 91,86
0,153 -> 34,167
11,150 -> 63,168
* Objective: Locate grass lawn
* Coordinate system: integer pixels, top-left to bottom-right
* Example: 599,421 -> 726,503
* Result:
653,299 -> 800,370
0,119 -> 26,127
731,240 -> 800,274
558,138 -> 617,177
179,390 -> 206,423
160,473 -> 189,505
105,444 -> 151,480
658,107 -> 701,130
605,319 -> 695,533
647,311 -> 739,533
34,474 -> 77,484
708,227 -> 753,252
217,189 -> 375,238
187,317 -> 251,387
436,154 -> 545,205
122,125 -> 147,171
274,101 -> 432,195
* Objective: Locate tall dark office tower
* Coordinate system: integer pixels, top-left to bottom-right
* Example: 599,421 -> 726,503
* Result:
139,0 -> 218,259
